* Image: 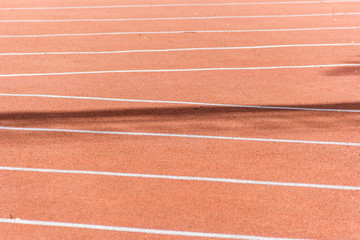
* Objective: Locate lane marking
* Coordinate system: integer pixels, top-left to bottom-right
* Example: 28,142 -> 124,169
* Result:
0,0 -> 359,10
0,126 -> 359,146
1,12 -> 360,22
0,218 -> 311,240
1,26 -> 360,38
1,166 -> 359,190
1,93 -> 359,113
1,64 -> 359,78
1,43 -> 359,56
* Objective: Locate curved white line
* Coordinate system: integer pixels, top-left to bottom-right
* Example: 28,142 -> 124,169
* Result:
1,166 -> 359,190
0,93 -> 359,113
1,26 -> 360,38
0,126 -> 359,146
0,218 -> 311,240
0,64 -> 359,77
0,0 -> 359,10
1,43 -> 359,56
0,12 -> 359,22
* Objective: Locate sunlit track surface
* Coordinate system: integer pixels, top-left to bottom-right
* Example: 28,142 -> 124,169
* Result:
1,27 -> 360,37
1,12 -> 360,22
0,0 -> 359,239
1,0 -> 360,10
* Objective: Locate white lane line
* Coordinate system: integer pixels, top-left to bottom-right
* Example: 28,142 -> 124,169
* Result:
0,218 -> 311,240
0,64 -> 359,78
0,126 -> 359,146
0,0 -> 359,10
1,43 -> 359,56
1,166 -> 359,190
1,93 -> 359,113
1,12 -> 360,22
1,26 -> 359,38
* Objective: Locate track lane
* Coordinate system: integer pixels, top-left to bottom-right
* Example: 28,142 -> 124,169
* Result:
0,130 -> 360,186
1,69 -> 359,107
1,30 -> 359,53
1,15 -> 360,35
1,2 -> 359,20
2,0 -> 360,8
1,0 -> 359,8
1,171 -> 359,239
1,46 -> 359,74
2,127 -> 359,184
1,12 -> 359,23
1,93 -> 359,112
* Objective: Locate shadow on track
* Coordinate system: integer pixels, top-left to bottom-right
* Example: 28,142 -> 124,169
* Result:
0,102 -> 360,121
327,58 -> 360,76
0,102 -> 359,129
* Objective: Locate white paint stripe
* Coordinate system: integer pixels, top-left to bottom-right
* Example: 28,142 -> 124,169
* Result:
1,26 -> 360,38
1,93 -> 359,113
1,166 -> 359,190
0,126 -> 359,146
0,64 -> 359,77
0,0 -> 359,10
1,43 -> 359,56
1,12 -> 360,22
0,218 -> 311,240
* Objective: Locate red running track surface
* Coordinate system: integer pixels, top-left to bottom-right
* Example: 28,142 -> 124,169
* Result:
0,0 -> 359,239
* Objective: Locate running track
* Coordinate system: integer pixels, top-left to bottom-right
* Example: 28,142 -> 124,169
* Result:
0,0 -> 359,239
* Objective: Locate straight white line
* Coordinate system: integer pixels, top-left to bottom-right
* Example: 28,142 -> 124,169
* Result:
0,126 -> 359,146
0,0 -> 359,10
1,26 -> 360,38
1,93 -> 359,113
1,12 -> 360,22
0,64 -> 359,77
1,43 -> 359,56
1,166 -> 359,190
0,218 -> 311,240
